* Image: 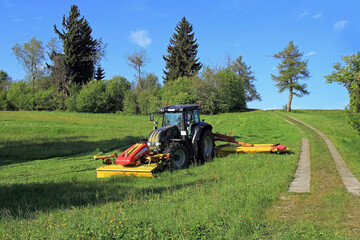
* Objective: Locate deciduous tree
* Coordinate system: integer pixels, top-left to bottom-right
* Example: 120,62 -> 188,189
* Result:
163,17 -> 202,83
12,37 -> 45,85
272,41 -> 310,112
125,49 -> 150,90
325,52 -> 360,132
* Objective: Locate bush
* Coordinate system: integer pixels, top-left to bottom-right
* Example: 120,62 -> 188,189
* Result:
105,76 -> 130,112
137,89 -> 161,115
123,91 -> 138,115
76,80 -> 107,113
346,106 -> 360,133
160,77 -> 196,105
6,81 -> 35,110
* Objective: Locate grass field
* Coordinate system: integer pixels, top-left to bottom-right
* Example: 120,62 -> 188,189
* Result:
0,110 -> 359,239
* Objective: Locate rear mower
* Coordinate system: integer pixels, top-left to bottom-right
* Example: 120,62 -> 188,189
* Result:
95,104 -> 289,178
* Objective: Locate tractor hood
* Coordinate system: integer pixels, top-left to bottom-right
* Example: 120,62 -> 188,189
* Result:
147,125 -> 180,150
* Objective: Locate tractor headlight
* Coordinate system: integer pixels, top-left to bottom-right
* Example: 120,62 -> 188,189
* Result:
147,142 -> 162,147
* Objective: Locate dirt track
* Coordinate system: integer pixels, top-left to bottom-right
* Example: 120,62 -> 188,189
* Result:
284,114 -> 360,196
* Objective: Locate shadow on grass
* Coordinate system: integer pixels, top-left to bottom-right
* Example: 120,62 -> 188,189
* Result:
0,177 -> 209,219
0,136 -> 141,166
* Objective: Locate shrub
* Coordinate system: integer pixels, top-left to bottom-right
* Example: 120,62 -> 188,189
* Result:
123,91 -> 138,114
76,80 -> 107,113
6,81 -> 35,110
160,77 -> 196,105
105,76 -> 130,112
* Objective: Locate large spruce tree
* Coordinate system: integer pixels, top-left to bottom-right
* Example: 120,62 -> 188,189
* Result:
272,41 -> 310,112
163,17 -> 202,83
54,5 -> 99,87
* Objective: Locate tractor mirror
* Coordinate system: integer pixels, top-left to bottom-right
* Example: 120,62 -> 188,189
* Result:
150,113 -> 154,121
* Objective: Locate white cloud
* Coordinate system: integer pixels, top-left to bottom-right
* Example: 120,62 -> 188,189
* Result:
334,20 -> 347,32
298,11 -> 309,19
14,18 -> 23,22
129,30 -> 152,47
305,51 -> 317,56
312,13 -> 322,19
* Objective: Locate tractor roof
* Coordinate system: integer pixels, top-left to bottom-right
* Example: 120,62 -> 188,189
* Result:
160,104 -> 200,112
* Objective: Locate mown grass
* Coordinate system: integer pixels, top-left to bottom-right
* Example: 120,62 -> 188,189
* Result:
0,110 -> 356,239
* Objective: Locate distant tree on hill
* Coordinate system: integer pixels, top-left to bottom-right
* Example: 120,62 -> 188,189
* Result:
163,17 -> 202,83
229,56 -> 261,103
95,65 -> 105,80
325,52 -> 360,132
272,41 -> 310,112
54,5 -> 106,88
12,37 -> 45,85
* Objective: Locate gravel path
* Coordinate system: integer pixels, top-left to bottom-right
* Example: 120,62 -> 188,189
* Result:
286,114 -> 360,196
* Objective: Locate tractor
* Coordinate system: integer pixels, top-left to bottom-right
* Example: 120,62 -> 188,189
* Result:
95,104 -> 289,177
147,104 -> 214,169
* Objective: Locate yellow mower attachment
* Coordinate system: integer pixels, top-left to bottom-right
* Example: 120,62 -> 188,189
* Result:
216,143 -> 290,157
96,164 -> 161,178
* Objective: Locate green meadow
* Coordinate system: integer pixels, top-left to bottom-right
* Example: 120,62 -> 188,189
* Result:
0,110 -> 359,239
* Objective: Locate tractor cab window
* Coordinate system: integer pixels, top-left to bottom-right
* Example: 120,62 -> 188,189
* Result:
185,110 -> 200,137
162,112 -> 182,128
193,110 -> 200,123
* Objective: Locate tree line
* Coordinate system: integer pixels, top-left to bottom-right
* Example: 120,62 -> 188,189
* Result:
0,5 -> 359,132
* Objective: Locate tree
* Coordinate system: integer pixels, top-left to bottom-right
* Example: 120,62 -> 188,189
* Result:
163,17 -> 202,83
272,41 -> 310,112
325,52 -> 360,132
46,38 -> 67,95
95,65 -> 105,80
215,68 -> 246,112
125,49 -> 150,90
229,56 -> 261,102
54,5 -> 105,87
0,70 -> 12,91
12,37 -> 45,85
0,70 -> 13,110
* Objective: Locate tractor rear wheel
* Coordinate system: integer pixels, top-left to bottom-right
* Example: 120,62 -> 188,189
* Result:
198,129 -> 215,162
165,142 -> 190,170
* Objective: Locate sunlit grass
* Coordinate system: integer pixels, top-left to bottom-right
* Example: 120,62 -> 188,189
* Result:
0,110 -> 357,239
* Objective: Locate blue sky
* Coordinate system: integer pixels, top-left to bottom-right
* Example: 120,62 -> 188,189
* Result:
1,0 -> 359,110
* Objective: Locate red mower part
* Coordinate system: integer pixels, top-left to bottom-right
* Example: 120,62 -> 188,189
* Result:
271,144 -> 287,153
116,143 -> 150,166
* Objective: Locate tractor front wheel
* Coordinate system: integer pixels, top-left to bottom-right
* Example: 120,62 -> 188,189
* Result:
165,142 -> 190,170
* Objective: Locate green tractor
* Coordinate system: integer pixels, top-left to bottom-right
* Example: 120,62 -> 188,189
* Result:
147,104 -> 215,169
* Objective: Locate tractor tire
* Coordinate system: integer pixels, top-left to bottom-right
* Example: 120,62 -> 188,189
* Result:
165,142 -> 190,170
198,129 -> 215,162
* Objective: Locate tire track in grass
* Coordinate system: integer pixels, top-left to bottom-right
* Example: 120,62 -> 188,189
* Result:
274,115 -> 311,193
268,112 -> 360,237
286,114 -> 360,196
288,137 -> 311,193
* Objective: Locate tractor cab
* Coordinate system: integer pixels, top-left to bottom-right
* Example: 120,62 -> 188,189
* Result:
160,104 -> 201,138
